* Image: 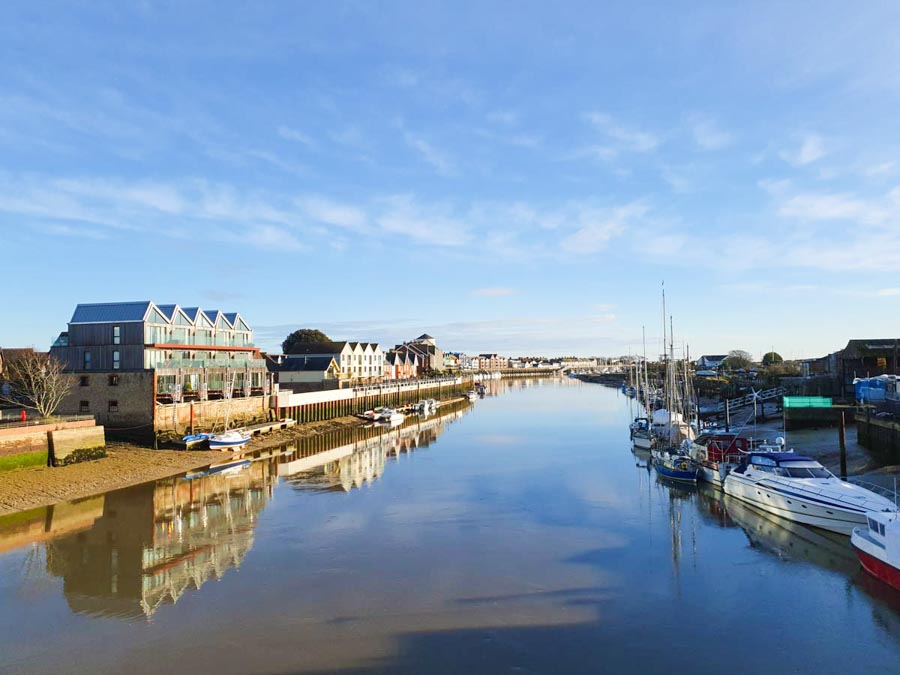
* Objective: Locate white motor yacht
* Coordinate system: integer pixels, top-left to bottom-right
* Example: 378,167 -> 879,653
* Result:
723,452 -> 898,535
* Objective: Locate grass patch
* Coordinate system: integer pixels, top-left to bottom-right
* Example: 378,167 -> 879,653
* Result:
0,450 -> 48,472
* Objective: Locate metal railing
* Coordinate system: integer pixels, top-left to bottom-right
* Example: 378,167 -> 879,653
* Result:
848,477 -> 900,507
0,414 -> 94,429
155,358 -> 267,370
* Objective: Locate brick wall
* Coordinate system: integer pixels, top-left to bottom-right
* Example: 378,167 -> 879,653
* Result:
59,371 -> 155,431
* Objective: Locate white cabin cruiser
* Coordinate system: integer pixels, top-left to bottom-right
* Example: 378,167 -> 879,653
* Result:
723,452 -> 899,535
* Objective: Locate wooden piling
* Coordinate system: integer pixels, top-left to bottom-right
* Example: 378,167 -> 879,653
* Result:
839,411 -> 847,479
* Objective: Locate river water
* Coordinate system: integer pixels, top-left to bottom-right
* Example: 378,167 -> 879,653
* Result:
1,379 -> 899,673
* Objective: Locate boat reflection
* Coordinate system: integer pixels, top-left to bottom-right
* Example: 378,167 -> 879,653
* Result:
723,494 -> 858,574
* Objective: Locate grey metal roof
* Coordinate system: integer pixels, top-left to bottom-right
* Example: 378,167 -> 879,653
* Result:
70,301 -> 151,324
278,356 -> 336,372
285,341 -> 348,356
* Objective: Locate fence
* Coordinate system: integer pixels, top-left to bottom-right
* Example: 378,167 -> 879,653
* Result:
0,413 -> 94,430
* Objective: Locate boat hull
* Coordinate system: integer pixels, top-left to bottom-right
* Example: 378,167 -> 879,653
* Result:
723,475 -> 868,535
696,461 -> 735,487
655,464 -> 699,482
208,437 -> 251,450
632,434 -> 654,450
851,528 -> 900,591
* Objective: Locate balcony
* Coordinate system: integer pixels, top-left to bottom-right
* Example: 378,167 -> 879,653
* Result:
154,358 -> 267,370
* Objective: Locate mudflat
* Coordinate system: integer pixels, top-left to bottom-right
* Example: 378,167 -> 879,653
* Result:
0,415 -> 366,516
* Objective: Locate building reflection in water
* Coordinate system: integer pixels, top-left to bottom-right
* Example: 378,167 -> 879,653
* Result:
0,399 -> 471,621
279,400 -> 469,492
43,460 -> 276,619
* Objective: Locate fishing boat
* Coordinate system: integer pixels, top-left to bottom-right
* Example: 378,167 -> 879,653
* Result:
851,510 -> 900,590
723,452 -> 899,534
208,429 -> 251,450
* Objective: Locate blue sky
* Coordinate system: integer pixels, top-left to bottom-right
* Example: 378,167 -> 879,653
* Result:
3,1 -> 900,359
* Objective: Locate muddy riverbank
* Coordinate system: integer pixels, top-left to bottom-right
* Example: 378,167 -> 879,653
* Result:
0,414 -> 369,516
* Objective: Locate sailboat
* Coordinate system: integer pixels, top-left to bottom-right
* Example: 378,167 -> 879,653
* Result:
651,292 -> 699,483
208,372 -> 251,451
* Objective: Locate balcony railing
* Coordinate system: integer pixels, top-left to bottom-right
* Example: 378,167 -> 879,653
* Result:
155,358 -> 267,370
146,338 -> 256,347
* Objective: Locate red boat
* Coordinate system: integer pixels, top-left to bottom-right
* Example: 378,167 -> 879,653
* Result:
851,511 -> 900,591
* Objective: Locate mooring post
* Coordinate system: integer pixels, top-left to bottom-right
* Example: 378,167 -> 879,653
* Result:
839,410 -> 848,480
725,399 -> 730,433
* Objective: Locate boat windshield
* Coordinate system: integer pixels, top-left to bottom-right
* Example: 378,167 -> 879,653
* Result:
776,463 -> 832,479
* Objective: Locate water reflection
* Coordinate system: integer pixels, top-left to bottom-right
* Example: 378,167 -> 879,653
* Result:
723,494 -> 858,574
3,382 -> 900,674
43,461 -> 276,619
280,402 -> 468,492
0,399 -> 471,621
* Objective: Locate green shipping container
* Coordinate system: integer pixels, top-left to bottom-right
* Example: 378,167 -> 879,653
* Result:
783,396 -> 832,408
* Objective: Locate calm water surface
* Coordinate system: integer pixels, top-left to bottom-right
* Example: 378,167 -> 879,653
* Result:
2,379 -> 900,674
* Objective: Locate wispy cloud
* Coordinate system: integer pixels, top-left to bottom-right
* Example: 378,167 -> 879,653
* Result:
375,195 -> 470,246
560,203 -> 646,254
471,287 -> 515,297
297,196 -> 368,231
244,225 -> 305,251
277,126 -> 315,147
690,116 -> 733,150
586,112 -> 658,152
405,133 -> 456,176
780,133 -> 827,166
776,190 -> 889,225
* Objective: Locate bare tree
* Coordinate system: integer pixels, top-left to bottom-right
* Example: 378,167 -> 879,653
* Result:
0,352 -> 72,419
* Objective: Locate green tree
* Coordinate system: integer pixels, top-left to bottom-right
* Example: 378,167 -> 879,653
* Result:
762,351 -> 783,366
282,329 -> 333,354
723,349 -> 753,370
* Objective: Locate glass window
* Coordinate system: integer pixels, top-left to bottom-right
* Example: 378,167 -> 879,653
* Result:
113,351 -> 120,370
108,375 -> 119,386
113,325 -> 121,345
108,400 -> 118,413
79,400 -> 90,413
83,352 -> 92,370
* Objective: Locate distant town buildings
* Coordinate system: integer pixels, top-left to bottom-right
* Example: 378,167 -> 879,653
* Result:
282,341 -> 384,386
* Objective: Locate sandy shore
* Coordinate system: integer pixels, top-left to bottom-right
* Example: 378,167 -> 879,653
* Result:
0,415 -> 366,517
